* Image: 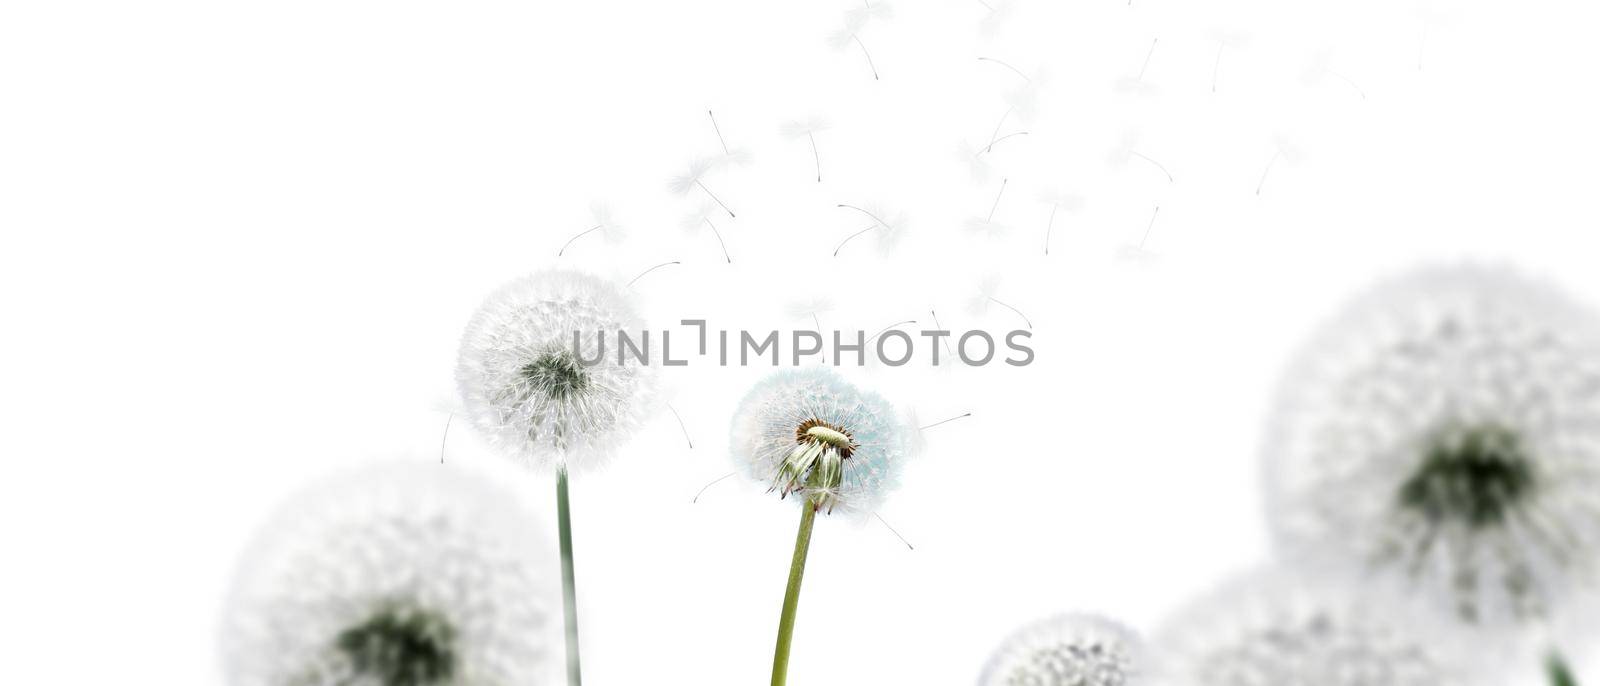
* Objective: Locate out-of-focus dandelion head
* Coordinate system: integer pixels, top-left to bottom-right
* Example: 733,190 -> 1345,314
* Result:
730,368 -> 912,515
456,270 -> 655,473
222,462 -> 554,686
980,614 -> 1146,686
1156,572 -> 1473,686
1264,265 -> 1600,627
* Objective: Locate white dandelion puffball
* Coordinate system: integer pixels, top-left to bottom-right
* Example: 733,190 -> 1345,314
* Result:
1156,572 -> 1474,686
730,367 -> 913,516
456,269 -> 655,472
1264,265 -> 1600,627
980,614 -> 1146,686
222,462 -> 555,686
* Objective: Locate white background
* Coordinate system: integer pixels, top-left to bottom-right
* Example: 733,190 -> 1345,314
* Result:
4,0 -> 1600,683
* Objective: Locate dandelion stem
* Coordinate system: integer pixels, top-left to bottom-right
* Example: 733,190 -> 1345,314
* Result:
556,466 -> 583,686
851,34 -> 880,81
666,401 -> 694,449
977,56 -> 1031,83
439,413 -> 453,463
833,223 -> 881,257
1044,203 -> 1058,255
988,296 -> 1033,329
986,107 -> 1012,152
1212,43 -> 1225,93
808,131 -> 822,182
976,131 -> 1029,155
692,471 -> 738,503
557,225 -> 604,257
1139,205 -> 1161,249
709,109 -> 730,156
1256,149 -> 1283,196
627,261 -> 681,288
873,512 -> 915,550
697,181 -> 736,219
920,412 -> 972,430
1547,650 -> 1579,686
705,218 -> 733,263
1138,38 -> 1158,82
1330,69 -> 1367,100
771,501 -> 818,686
1131,151 -> 1174,183
987,178 -> 1008,222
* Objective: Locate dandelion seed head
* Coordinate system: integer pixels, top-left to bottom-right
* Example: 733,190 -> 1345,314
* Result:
730,368 -> 912,516
1157,572 -> 1473,686
222,462 -> 554,686
456,270 -> 654,473
981,614 -> 1146,686
1265,265 -> 1600,628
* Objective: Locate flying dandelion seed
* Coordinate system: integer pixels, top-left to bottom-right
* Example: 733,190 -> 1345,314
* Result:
786,297 -> 836,332
829,28 -> 880,81
1303,49 -> 1367,100
781,117 -> 830,183
969,275 -> 1033,329
1038,189 -> 1083,256
1156,571 -> 1474,686
981,614 -> 1147,686
965,178 -> 1011,236
682,205 -> 734,263
1207,29 -> 1251,93
1117,205 -> 1162,262
1115,38 -> 1161,96
556,202 -> 626,257
670,157 -> 737,218
222,462 -> 556,686
707,109 -> 731,156
1255,136 -> 1307,196
1108,133 -> 1174,183
627,260 -> 681,288
834,203 -> 908,256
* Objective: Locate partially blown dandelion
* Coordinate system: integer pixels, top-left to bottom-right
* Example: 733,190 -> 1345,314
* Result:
730,368 -> 914,685
456,269 -> 655,685
980,614 -> 1146,686
222,462 -> 554,686
1264,265 -> 1600,680
1156,572 -> 1471,686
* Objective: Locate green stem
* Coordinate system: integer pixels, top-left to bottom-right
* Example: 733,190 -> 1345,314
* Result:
556,466 -> 582,686
1549,650 -> 1579,686
771,502 -> 818,686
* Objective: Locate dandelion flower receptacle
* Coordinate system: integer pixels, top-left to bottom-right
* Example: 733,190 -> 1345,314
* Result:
456,269 -> 656,686
1263,265 -> 1600,681
222,462 -> 554,686
980,614 -> 1146,686
730,368 -> 913,685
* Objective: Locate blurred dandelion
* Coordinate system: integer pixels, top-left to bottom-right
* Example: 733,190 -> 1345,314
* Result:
557,202 -> 626,257
1255,136 -> 1307,196
980,614 -> 1147,686
670,157 -> 738,218
1108,133 -> 1174,184
456,269 -> 656,685
1156,571 -> 1472,686
781,117 -> 830,183
1039,189 -> 1084,255
730,368 -> 914,684
1264,265 -> 1600,679
222,462 -> 554,686
1303,49 -> 1367,100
